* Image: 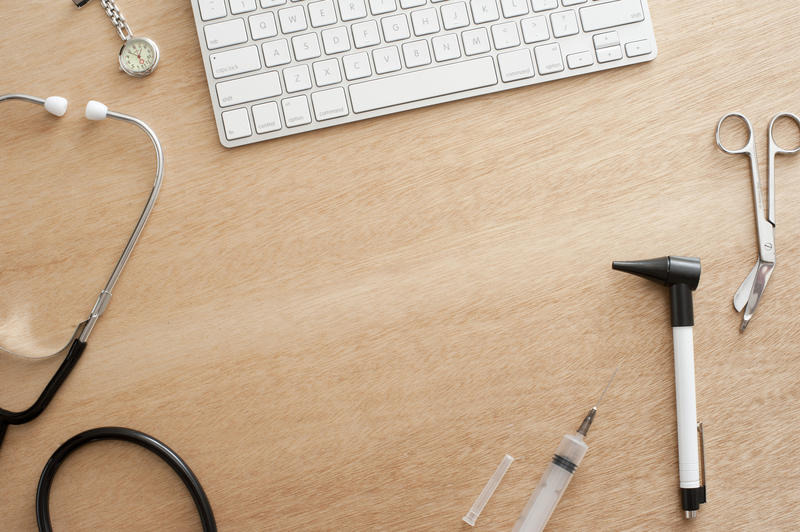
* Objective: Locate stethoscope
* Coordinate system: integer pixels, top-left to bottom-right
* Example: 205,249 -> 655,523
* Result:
0,95 -> 215,532
0,93 -> 163,446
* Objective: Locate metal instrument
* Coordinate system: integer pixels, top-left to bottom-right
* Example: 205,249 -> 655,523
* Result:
715,113 -> 800,331
0,94 -> 163,449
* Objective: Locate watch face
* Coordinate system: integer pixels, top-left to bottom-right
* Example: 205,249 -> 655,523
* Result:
120,37 -> 159,76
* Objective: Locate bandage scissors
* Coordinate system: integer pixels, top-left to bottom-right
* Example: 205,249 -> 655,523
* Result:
715,112 -> 800,331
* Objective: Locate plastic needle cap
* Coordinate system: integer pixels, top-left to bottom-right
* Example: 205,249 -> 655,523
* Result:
463,454 -> 514,526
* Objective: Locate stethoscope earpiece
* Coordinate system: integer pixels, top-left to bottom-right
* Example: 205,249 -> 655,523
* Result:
43,96 -> 68,117
85,100 -> 108,121
41,97 -> 113,121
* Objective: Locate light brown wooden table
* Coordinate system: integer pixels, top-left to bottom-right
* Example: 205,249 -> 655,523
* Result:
2,1 -> 800,530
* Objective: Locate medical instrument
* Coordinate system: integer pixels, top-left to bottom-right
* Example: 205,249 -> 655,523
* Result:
73,0 -> 160,77
612,256 -> 706,518
0,93 -> 163,450
462,454 -> 514,526
188,0 -> 657,147
715,113 -> 800,331
35,427 -> 216,532
512,367 -> 617,532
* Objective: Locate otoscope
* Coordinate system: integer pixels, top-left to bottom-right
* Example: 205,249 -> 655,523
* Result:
612,256 -> 706,518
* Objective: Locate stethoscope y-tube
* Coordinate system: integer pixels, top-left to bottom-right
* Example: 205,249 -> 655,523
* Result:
35,427 -> 217,532
0,94 -> 163,450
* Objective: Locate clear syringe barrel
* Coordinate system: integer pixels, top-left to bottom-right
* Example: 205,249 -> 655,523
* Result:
512,433 -> 588,532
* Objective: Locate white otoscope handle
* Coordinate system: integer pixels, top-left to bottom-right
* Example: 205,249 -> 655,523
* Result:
512,433 -> 588,532
673,326 -> 700,488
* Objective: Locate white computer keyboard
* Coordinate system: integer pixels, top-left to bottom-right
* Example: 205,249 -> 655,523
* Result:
190,0 -> 657,148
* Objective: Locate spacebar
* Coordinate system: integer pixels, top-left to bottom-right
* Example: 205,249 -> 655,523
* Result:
349,57 -> 498,113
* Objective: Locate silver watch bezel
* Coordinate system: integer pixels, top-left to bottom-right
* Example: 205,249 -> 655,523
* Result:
118,36 -> 159,77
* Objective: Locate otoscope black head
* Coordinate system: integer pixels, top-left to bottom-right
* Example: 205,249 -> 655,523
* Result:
612,256 -> 701,290
612,256 -> 701,327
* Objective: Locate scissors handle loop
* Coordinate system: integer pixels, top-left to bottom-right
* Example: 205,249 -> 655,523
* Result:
716,113 -> 756,155
767,113 -> 800,155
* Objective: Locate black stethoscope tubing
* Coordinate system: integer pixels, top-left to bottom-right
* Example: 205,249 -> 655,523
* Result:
0,339 -> 87,448
35,426 -> 217,532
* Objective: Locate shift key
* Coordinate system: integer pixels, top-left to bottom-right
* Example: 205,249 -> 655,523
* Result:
579,0 -> 644,32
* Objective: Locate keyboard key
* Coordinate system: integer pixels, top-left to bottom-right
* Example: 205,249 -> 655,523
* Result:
210,45 -> 261,78
562,0 -> 585,5
313,58 -> 342,85
282,95 -> 312,126
531,0 -> 557,12
263,39 -> 291,66
311,87 -> 349,120
369,0 -> 397,15
293,33 -> 322,60
533,42 -> 563,74
432,34 -> 461,61
566,50 -> 593,68
441,2 -> 470,30
284,65 -> 313,92
353,20 -> 381,48
349,56 -> 497,113
204,19 -> 248,50
198,0 -> 226,21
579,0 -> 644,32
497,48 -> 533,81
411,8 -> 440,36
343,52 -> 372,79
402,40 -> 432,67
500,0 -> 528,18
249,13 -> 278,40
550,10 -> 578,37
625,39 -> 651,57
381,14 -> 411,42
278,6 -> 308,33
491,21 -> 519,50
322,26 -> 351,53
520,15 -> 549,43
470,0 -> 499,24
261,0 -> 287,6
338,0 -> 368,21
252,101 -> 282,133
230,0 -> 256,14
372,46 -> 402,73
216,72 -> 282,107
596,45 -> 622,62
309,0 -> 338,27
400,0 -> 426,8
372,46 -> 401,74
593,31 -> 619,49
462,27 -> 490,55
222,108 -> 251,140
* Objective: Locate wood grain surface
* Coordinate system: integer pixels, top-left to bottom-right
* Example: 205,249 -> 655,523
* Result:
2,1 -> 800,530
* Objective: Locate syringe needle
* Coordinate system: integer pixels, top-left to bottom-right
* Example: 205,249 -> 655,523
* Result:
576,366 -> 620,437
595,365 -> 619,408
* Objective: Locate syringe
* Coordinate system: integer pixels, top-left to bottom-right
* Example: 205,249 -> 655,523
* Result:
512,368 -> 618,532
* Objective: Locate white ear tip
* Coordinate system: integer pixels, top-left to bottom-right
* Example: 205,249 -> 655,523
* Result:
85,100 -> 108,121
44,96 -> 68,117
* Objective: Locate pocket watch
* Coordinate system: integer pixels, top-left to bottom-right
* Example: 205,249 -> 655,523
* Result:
74,0 -> 160,78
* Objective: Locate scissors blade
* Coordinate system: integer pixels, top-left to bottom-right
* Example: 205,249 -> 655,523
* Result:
740,261 -> 775,332
733,262 -> 759,312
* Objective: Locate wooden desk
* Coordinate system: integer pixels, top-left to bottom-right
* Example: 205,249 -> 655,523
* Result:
2,1 -> 799,530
